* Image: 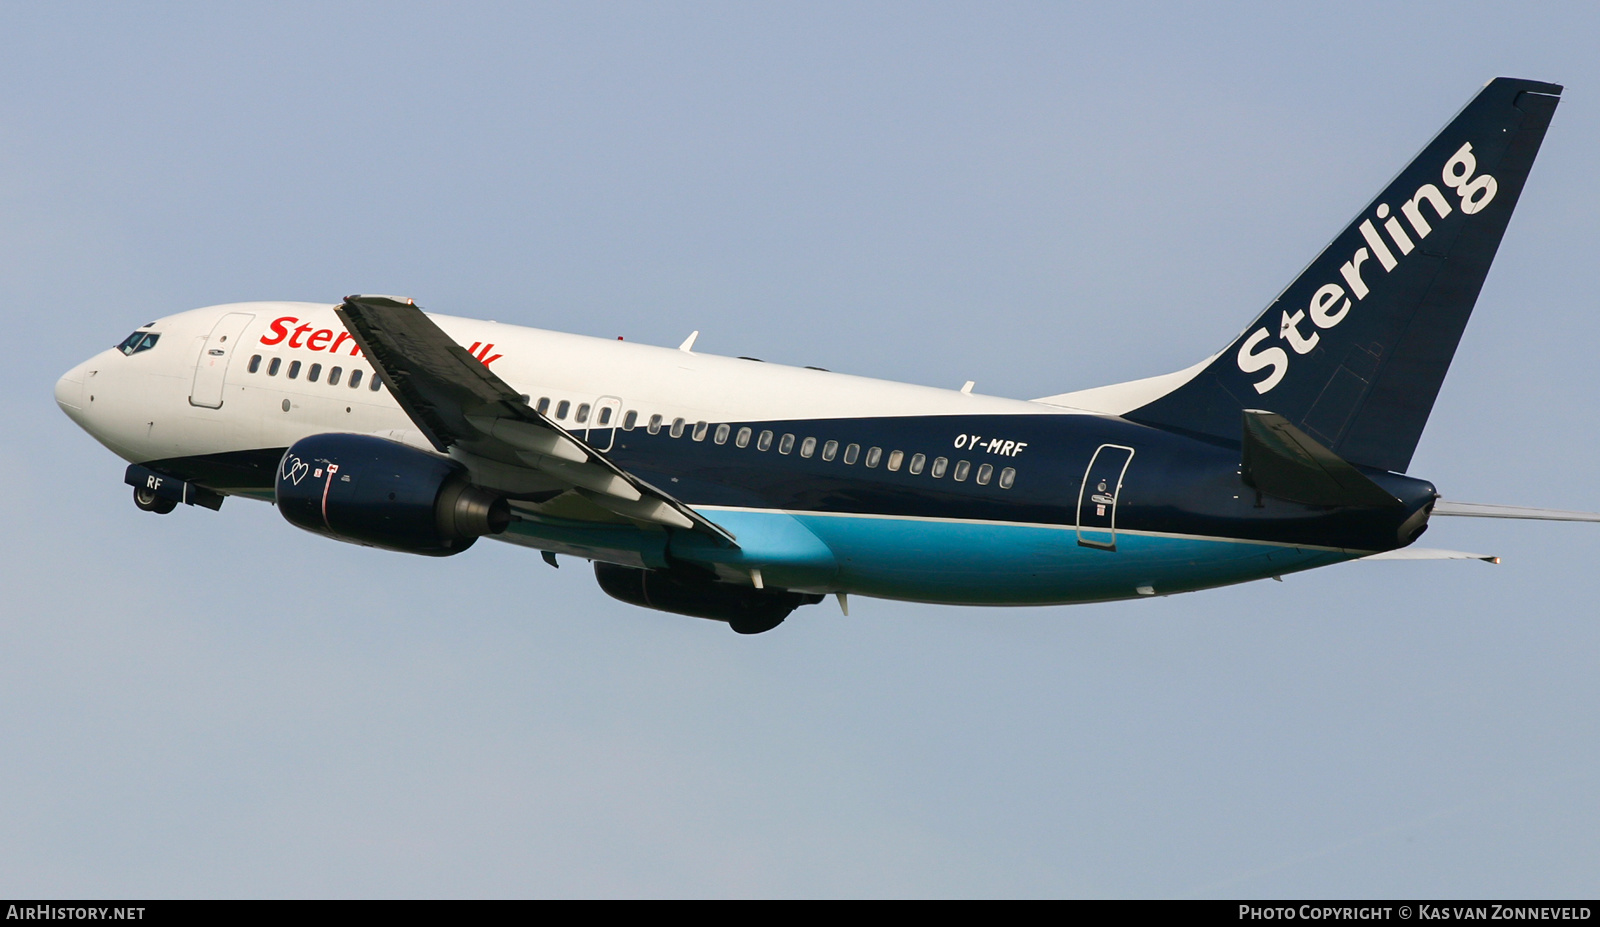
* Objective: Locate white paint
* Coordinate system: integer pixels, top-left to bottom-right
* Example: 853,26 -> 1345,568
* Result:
1031,354 -> 1216,414
60,301 -> 1082,477
1359,548 -> 1499,563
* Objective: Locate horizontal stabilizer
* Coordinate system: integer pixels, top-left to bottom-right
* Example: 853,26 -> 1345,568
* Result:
1242,410 -> 1402,508
1432,500 -> 1600,522
1360,548 -> 1500,563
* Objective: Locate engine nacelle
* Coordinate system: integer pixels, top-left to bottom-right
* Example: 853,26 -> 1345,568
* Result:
277,433 -> 510,556
593,562 -> 823,634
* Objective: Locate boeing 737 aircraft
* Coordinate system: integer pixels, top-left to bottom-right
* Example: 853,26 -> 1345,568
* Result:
54,78 -> 1599,633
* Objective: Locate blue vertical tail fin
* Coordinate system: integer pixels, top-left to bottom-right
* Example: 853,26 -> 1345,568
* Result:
1128,77 -> 1561,473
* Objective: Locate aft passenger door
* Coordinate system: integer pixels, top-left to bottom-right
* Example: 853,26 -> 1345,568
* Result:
189,312 -> 255,409
1077,444 -> 1134,550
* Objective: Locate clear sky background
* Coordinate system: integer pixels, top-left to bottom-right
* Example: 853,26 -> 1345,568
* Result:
3,2 -> 1598,898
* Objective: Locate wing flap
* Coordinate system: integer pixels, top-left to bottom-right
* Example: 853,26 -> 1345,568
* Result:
465,414 -> 588,463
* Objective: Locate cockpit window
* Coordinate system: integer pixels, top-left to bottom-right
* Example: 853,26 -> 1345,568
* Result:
117,332 -> 161,356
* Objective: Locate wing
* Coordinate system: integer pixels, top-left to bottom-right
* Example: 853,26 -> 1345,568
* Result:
335,294 -> 736,546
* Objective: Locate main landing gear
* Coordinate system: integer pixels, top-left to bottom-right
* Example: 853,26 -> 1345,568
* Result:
133,485 -> 177,515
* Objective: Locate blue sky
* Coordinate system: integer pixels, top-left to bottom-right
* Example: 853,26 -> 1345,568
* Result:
3,2 -> 1598,897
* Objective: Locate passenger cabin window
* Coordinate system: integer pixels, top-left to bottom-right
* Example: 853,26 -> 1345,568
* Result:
648,414 -> 663,435
908,453 -> 926,475
267,357 -> 281,376
799,437 -> 816,458
537,397 -> 551,415
822,440 -> 839,462
598,406 -> 613,426
757,430 -> 773,451
976,463 -> 994,485
349,369 -> 363,389
369,375 -> 382,392
931,457 -> 948,478
288,360 -> 302,379
117,332 -> 161,356
308,363 -> 322,383
692,422 -> 708,442
576,403 -> 591,423
952,460 -> 970,481
556,400 -> 570,419
865,447 -> 882,468
670,418 -> 686,438
999,467 -> 1016,489
843,443 -> 860,465
623,410 -> 638,430
735,427 -> 752,448
714,424 -> 730,445
328,366 -> 342,386
247,354 -> 261,373
887,450 -> 903,471
778,434 -> 795,454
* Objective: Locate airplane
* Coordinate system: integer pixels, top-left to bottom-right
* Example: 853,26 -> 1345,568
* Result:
54,77 -> 1600,634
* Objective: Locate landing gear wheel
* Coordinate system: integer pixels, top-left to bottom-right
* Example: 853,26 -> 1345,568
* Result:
134,486 -> 177,514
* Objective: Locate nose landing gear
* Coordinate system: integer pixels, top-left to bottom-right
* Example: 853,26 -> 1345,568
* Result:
134,486 -> 177,514
124,464 -> 225,513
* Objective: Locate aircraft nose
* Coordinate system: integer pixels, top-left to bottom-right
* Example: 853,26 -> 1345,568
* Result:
55,360 -> 87,413
54,357 -> 97,432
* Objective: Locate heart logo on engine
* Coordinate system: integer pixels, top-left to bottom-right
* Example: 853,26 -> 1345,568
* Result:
280,455 -> 309,485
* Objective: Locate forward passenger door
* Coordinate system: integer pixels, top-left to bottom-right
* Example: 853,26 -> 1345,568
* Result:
189,312 -> 255,409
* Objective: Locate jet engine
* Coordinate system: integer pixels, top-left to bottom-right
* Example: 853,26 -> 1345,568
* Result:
276,433 -> 510,556
593,562 -> 823,634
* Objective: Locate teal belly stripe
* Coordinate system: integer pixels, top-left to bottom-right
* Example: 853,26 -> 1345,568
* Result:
703,508 -> 1355,605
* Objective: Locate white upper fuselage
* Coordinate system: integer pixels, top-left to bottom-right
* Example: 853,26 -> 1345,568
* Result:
57,301 -> 1074,470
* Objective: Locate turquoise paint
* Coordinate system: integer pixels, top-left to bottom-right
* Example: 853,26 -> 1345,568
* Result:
503,505 -> 1359,606
782,510 -> 1352,604
672,509 -> 838,589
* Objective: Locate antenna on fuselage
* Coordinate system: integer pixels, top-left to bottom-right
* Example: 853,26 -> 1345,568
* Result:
678,331 -> 699,353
